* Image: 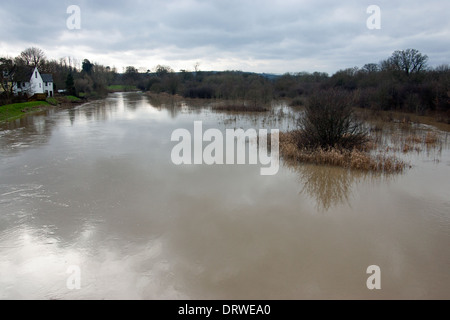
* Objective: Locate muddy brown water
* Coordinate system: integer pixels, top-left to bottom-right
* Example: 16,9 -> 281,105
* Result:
0,92 -> 449,299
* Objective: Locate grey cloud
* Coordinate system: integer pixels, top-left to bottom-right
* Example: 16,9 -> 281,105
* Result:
0,0 -> 449,73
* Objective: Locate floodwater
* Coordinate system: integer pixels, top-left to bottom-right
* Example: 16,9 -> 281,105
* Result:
0,92 -> 449,299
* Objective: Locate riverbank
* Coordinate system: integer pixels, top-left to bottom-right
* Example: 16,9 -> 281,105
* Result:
0,95 -> 86,122
0,101 -> 51,122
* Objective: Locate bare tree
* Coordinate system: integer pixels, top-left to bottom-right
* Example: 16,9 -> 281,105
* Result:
194,62 -> 200,73
20,47 -> 46,68
388,49 -> 428,76
0,58 -> 17,103
155,65 -> 173,78
362,63 -> 379,73
297,89 -> 368,150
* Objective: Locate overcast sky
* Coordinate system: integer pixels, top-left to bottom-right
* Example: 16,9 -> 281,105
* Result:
0,0 -> 449,74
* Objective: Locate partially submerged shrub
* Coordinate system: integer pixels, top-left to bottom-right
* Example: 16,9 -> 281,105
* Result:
297,89 -> 368,150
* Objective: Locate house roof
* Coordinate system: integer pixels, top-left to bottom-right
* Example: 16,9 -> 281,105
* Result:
13,66 -> 34,82
41,74 -> 53,82
11,66 -> 53,83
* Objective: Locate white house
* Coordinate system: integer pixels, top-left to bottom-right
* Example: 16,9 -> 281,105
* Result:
41,73 -> 54,97
13,66 -> 54,97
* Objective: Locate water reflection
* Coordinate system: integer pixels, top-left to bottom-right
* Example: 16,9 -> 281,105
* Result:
295,164 -> 355,211
68,108 -> 76,125
0,114 -> 56,156
123,92 -> 147,112
62,94 -> 123,126
147,94 -> 183,118
288,162 -> 390,212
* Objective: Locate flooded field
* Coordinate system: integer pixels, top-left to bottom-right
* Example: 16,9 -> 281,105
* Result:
0,92 -> 449,299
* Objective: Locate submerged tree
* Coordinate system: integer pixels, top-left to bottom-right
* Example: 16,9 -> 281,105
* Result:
297,89 -> 368,150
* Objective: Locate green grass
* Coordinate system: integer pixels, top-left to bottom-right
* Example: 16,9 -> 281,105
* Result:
107,85 -> 138,92
46,97 -> 58,106
0,101 -> 51,122
65,95 -> 81,102
45,95 -> 82,105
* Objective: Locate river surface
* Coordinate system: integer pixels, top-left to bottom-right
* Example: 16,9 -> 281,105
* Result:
0,92 -> 449,299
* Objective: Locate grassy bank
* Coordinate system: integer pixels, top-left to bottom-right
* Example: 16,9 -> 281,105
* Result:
0,96 -> 84,122
45,95 -> 82,106
0,101 -> 51,122
65,95 -> 82,102
107,85 -> 138,92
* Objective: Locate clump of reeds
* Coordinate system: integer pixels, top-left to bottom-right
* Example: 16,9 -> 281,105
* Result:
405,134 -> 423,144
402,143 -> 420,153
368,127 -> 442,154
396,131 -> 441,153
405,131 -> 440,145
425,132 -> 439,144
279,131 -> 407,173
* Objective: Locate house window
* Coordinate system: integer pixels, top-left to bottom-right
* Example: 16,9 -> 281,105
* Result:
35,71 -> 38,78
39,83 -> 41,88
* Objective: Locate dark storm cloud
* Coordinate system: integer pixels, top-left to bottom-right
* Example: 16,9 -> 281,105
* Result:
0,0 -> 449,73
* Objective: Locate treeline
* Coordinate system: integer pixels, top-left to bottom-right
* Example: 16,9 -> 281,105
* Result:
325,49 -> 449,116
124,49 -> 450,117
2,48 -> 449,118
